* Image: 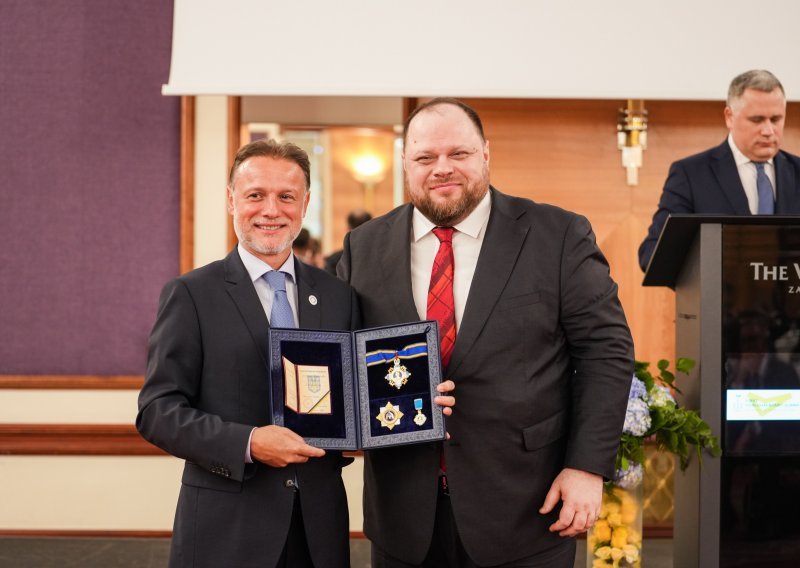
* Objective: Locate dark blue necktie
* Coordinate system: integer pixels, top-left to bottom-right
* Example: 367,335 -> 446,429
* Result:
264,271 -> 295,328
755,162 -> 775,215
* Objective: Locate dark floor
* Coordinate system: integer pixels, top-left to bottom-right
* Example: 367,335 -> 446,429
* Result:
0,537 -> 673,567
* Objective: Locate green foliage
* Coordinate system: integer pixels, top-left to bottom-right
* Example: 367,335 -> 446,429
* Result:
617,359 -> 721,473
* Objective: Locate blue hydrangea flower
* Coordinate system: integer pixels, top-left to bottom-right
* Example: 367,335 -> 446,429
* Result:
623,398 -> 651,436
628,376 -> 647,401
614,462 -> 644,490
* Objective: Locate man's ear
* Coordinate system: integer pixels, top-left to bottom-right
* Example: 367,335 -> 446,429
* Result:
724,106 -> 734,130
226,186 -> 234,214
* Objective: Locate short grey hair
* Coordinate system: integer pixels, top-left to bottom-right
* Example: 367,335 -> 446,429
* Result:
229,138 -> 311,190
727,70 -> 785,105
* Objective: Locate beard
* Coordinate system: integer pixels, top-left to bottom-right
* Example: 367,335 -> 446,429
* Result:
409,167 -> 490,227
235,218 -> 300,258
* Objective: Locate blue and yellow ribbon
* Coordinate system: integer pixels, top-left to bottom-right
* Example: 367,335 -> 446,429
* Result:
365,342 -> 428,367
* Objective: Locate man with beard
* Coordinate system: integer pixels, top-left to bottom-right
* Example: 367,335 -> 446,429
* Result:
338,99 -> 634,567
137,139 -> 359,568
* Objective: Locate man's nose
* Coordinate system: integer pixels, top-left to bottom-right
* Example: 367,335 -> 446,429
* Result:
432,155 -> 454,176
261,194 -> 280,215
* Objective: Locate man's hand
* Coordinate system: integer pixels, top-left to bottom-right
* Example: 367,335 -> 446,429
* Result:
539,467 -> 603,537
434,380 -> 456,416
250,425 -> 325,467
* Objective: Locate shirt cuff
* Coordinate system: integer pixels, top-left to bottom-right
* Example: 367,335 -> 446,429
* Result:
245,427 -> 256,463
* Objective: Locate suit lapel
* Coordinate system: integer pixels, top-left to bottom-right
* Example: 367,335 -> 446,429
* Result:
710,141 -> 751,215
295,259 -> 322,329
774,151 -> 797,214
380,205 -> 422,323
448,189 -> 529,375
224,250 -> 270,368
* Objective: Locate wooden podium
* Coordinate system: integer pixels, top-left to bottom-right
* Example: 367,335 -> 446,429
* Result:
643,215 -> 800,568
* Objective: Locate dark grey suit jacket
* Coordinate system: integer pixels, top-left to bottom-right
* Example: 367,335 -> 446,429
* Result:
639,140 -> 800,271
339,188 -> 633,566
137,249 -> 358,568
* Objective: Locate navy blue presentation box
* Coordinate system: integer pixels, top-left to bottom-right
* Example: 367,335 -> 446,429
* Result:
269,321 -> 446,450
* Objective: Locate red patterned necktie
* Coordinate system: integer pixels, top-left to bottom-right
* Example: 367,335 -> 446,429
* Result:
427,227 -> 456,370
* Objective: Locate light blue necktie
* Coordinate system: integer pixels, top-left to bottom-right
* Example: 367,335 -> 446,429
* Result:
264,271 -> 296,328
755,162 -> 775,215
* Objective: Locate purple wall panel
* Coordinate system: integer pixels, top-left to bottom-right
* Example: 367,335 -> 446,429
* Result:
0,1 -> 180,374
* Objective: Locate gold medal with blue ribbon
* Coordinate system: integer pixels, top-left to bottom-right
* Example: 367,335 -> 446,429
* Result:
366,342 -> 428,389
413,398 -> 427,426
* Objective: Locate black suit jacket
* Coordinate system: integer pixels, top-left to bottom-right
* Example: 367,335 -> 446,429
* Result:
339,188 -> 633,566
137,249 -> 359,568
639,140 -> 800,270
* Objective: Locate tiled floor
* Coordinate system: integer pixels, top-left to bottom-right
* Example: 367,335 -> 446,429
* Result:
0,537 -> 673,567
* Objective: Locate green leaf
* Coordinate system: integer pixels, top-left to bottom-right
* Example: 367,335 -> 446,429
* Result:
659,369 -> 676,386
676,357 -> 696,374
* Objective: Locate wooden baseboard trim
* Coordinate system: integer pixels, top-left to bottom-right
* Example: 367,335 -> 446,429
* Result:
0,424 -> 364,457
0,424 -> 164,456
0,529 -> 667,540
0,529 -> 368,539
643,525 -> 673,538
0,376 -> 143,390
0,530 -> 172,538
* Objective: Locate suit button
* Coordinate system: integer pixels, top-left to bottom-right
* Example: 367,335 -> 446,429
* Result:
285,479 -> 295,488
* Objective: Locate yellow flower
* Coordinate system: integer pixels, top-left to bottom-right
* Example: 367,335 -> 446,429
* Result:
592,559 -> 609,568
607,512 -> 623,527
612,486 -> 628,499
623,544 -> 640,563
611,526 -> 629,549
594,546 -> 612,560
610,547 -> 625,562
603,501 -> 621,517
593,519 -> 612,542
620,497 -> 639,524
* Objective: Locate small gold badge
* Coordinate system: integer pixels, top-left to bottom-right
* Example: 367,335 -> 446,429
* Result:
376,401 -> 404,430
413,398 -> 427,426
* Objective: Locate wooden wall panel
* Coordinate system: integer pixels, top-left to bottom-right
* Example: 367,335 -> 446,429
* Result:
459,98 -> 800,364
328,128 -> 397,252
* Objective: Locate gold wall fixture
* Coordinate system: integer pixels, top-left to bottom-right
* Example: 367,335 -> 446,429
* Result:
617,99 -> 648,186
350,153 -> 387,213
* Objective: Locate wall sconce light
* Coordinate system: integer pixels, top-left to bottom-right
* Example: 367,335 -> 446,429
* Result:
617,99 -> 648,186
351,154 -> 386,213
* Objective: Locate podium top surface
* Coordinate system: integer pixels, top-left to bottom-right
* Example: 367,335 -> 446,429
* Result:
641,215 -> 800,288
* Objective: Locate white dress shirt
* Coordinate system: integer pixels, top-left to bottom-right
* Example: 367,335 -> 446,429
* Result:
237,244 -> 299,464
728,134 -> 776,215
410,190 -> 492,327
237,244 -> 299,327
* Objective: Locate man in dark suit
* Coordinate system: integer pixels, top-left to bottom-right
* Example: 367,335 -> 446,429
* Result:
338,99 -> 634,567
639,69 -> 800,271
137,139 -> 359,568
324,209 -> 372,275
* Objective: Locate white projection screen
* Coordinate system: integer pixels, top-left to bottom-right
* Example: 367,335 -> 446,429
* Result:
163,0 -> 800,100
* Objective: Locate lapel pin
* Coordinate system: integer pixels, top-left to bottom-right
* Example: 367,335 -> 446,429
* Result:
308,295 -> 318,306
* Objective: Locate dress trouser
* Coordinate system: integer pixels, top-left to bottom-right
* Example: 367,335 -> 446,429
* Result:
371,477 -> 576,568
276,491 -> 314,568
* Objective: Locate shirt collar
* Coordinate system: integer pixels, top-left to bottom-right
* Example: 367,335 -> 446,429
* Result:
237,244 -> 297,284
728,133 -> 774,167
412,189 -> 492,242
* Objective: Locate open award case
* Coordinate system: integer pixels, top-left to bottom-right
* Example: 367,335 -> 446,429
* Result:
268,321 -> 446,450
